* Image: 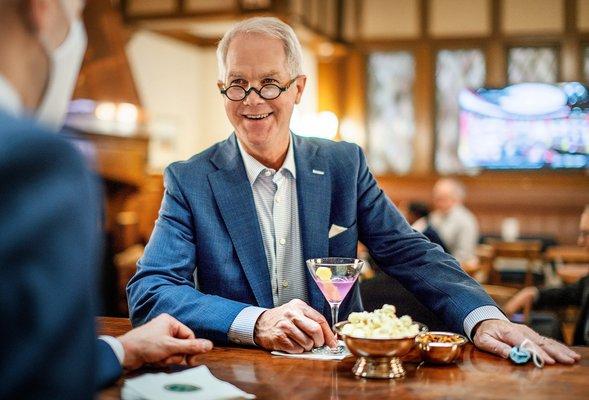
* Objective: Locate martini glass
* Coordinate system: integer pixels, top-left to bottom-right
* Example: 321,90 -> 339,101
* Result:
306,257 -> 364,354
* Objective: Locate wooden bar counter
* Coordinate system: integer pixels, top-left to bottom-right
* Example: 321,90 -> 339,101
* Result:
98,317 -> 589,399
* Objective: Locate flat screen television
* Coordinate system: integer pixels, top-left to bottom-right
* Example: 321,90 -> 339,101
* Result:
458,82 -> 589,170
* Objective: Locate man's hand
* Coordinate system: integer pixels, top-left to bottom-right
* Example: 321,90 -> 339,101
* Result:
254,299 -> 337,353
473,319 -> 580,365
503,287 -> 538,316
117,313 -> 213,370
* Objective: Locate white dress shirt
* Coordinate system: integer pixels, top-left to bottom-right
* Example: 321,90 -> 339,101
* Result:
228,134 -> 308,345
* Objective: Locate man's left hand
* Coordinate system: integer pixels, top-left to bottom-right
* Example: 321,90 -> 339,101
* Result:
473,319 -> 581,364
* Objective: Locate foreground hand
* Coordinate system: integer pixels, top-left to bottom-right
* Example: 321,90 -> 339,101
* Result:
473,319 -> 580,365
117,313 -> 213,370
254,299 -> 337,353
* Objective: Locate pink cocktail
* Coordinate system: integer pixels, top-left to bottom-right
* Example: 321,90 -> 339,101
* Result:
307,257 -> 364,354
314,277 -> 356,303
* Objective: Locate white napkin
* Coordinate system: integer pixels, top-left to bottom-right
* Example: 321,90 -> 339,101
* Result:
271,341 -> 351,360
121,365 -> 255,400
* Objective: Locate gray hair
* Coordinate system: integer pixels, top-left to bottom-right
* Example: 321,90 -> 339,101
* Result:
216,17 -> 303,81
435,178 -> 466,201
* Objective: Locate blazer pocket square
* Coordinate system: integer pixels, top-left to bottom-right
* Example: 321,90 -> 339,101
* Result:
328,224 -> 348,239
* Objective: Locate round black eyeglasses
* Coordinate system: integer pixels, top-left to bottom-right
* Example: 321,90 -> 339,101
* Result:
219,77 -> 298,101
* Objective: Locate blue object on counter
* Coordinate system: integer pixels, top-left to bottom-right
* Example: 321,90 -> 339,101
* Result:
508,339 -> 544,368
509,346 -> 532,364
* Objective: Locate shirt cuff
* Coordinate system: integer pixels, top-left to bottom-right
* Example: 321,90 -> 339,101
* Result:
99,335 -> 125,366
463,305 -> 509,341
227,306 -> 267,346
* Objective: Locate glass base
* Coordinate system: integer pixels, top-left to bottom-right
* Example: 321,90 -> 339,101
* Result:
311,344 -> 346,355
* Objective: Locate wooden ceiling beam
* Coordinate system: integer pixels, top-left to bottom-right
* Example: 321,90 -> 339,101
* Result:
152,30 -> 220,47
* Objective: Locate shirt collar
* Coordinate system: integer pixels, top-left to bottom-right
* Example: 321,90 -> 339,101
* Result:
237,133 -> 297,186
0,74 -> 24,118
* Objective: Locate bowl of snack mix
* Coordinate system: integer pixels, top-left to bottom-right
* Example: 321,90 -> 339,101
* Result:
334,305 -> 428,379
415,331 -> 468,364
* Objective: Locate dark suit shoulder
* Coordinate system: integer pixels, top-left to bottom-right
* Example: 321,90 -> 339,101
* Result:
0,113 -> 102,398
0,113 -> 86,172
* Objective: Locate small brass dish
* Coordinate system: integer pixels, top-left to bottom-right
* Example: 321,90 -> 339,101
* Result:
415,331 -> 467,364
334,321 -> 428,379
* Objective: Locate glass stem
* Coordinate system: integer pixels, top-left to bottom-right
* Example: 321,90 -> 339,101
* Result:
330,303 -> 340,334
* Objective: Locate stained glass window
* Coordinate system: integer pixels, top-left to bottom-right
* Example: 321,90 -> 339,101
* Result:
508,47 -> 558,84
366,52 -> 415,174
435,49 -> 486,174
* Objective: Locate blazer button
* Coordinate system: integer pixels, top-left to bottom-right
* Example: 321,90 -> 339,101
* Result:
282,280 -> 289,288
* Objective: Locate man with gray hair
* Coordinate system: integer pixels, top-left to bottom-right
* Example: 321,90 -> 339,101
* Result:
128,17 -> 579,364
430,178 -> 479,264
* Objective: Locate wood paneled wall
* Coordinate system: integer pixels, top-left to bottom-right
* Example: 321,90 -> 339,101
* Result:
127,173 -> 165,243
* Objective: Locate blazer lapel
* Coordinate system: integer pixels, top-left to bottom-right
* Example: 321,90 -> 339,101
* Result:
208,134 -> 274,308
293,134 -> 331,315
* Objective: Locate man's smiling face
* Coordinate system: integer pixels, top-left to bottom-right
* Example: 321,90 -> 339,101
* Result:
221,32 -> 304,161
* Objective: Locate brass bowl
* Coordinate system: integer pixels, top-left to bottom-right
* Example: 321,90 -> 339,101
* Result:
334,321 -> 428,379
415,331 -> 467,364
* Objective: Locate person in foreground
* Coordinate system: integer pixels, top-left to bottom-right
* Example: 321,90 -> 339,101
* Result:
504,206 -> 589,345
0,1 -> 211,398
127,17 -> 579,365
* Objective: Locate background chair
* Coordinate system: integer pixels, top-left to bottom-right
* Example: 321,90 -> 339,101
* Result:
484,239 -> 544,288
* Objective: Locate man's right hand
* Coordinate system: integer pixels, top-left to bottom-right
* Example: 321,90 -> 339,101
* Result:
253,299 -> 337,353
117,313 -> 213,370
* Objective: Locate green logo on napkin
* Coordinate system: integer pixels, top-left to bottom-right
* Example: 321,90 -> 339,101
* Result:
164,383 -> 201,392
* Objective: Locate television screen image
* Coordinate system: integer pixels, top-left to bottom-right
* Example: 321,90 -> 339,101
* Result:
458,82 -> 589,170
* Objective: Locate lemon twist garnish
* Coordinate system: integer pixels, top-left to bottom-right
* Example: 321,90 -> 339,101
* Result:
316,266 -> 332,282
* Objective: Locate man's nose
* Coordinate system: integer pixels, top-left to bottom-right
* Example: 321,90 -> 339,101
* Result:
242,89 -> 265,106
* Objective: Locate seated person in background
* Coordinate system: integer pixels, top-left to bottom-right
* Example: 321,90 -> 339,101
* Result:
430,178 -> 479,267
0,1 -> 211,398
127,17 -> 579,364
503,206 -> 589,345
406,201 -> 449,253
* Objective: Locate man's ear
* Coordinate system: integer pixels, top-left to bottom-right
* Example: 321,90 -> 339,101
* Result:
294,75 -> 307,104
